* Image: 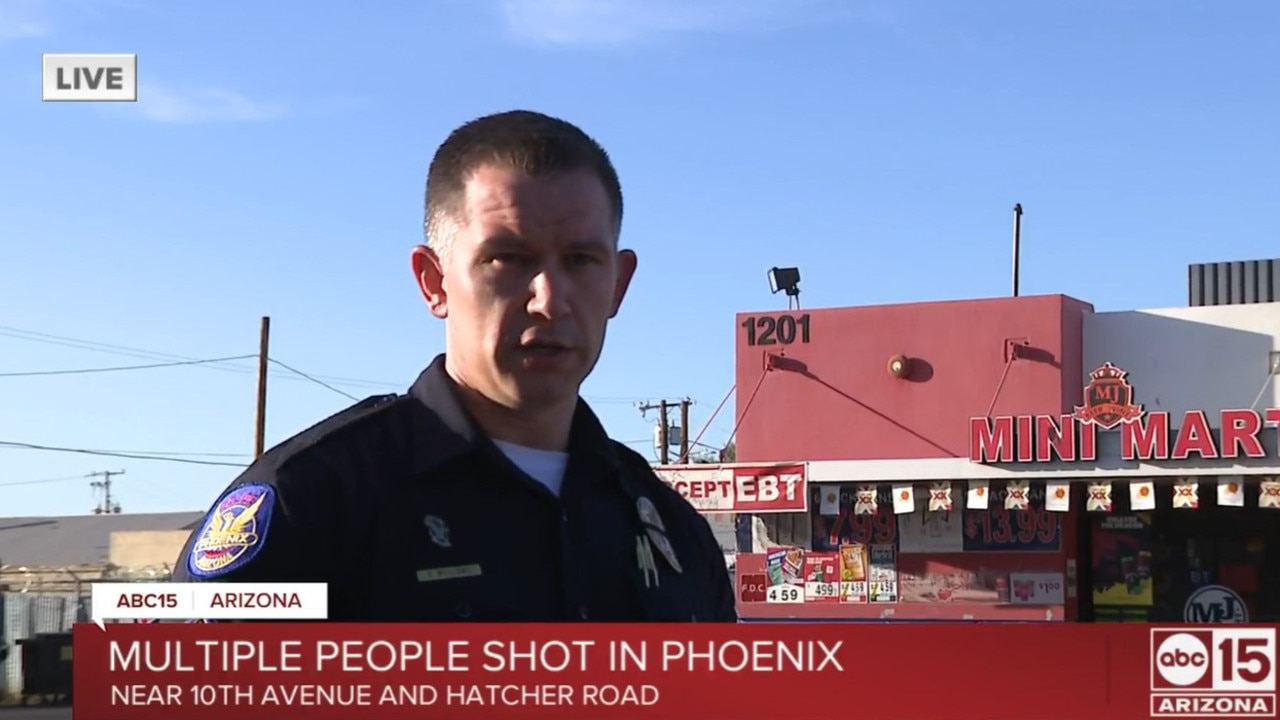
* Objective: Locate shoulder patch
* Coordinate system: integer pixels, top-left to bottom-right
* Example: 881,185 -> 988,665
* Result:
188,483 -> 276,578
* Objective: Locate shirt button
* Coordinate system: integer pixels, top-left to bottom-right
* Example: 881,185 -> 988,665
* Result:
453,603 -> 472,619
578,606 -> 589,620
561,510 -> 570,523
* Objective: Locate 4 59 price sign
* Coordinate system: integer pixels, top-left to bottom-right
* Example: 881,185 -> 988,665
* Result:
1150,627 -> 1276,718
765,585 -> 803,604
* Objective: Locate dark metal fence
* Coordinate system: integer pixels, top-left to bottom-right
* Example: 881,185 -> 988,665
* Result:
0,592 -> 87,697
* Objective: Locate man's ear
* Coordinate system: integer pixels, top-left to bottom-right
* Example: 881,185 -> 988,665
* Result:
411,245 -> 448,319
609,249 -> 638,319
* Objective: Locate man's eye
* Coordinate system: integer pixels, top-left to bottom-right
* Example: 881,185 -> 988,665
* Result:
489,253 -> 526,265
566,253 -> 597,266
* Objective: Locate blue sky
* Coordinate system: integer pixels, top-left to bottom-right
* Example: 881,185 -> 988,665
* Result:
1,0 -> 1277,517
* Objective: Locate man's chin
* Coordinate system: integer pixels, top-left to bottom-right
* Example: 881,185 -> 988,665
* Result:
503,373 -> 585,408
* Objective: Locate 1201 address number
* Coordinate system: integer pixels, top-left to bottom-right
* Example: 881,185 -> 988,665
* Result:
740,314 -> 811,347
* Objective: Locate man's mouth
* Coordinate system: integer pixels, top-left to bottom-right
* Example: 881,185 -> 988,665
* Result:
519,341 -> 572,354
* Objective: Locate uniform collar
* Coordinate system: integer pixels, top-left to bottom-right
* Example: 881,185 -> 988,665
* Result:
406,354 -> 622,476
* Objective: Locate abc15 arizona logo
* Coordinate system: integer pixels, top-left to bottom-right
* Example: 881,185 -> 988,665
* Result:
1150,628 -> 1276,717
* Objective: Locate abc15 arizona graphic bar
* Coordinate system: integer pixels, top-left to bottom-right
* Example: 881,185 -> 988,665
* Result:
1150,627 -> 1277,718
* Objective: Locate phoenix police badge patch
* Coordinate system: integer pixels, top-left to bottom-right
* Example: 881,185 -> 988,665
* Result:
188,483 -> 275,578
636,497 -> 665,532
424,515 -> 451,548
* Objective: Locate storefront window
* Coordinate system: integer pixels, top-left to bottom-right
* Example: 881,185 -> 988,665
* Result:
812,484 -> 1065,606
738,477 -> 1278,622
1084,478 -> 1278,623
740,482 -> 1070,620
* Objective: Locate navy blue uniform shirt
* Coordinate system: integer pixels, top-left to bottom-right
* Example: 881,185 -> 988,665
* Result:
172,354 -> 737,623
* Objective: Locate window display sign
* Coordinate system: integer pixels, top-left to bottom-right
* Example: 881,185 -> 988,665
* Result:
736,549 -> 1067,621
897,494 -> 964,553
1008,572 -> 1066,605
895,561 -> 1064,605
813,486 -> 1062,553
868,545 -> 898,603
656,463 -> 807,513
1091,513 -> 1154,608
1184,585 -> 1249,623
962,504 -> 1061,552
838,544 -> 869,603
803,552 -> 840,603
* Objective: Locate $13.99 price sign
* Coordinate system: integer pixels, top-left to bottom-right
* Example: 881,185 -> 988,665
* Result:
1149,627 -> 1276,718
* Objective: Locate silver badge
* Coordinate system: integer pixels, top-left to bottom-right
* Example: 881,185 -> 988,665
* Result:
636,497 -> 665,531
424,515 -> 451,548
645,527 -> 682,574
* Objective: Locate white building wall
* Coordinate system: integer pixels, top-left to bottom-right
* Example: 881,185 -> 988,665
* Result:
1083,303 -> 1280,419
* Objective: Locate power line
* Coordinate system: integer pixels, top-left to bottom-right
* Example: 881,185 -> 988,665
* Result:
0,326 -> 251,372
95,450 -> 251,458
268,357 -> 360,401
1,446 -> 247,458
0,355 -> 256,378
0,325 -> 397,390
0,473 -> 88,488
0,325 -> 692,406
589,395 -> 708,405
0,441 -> 248,467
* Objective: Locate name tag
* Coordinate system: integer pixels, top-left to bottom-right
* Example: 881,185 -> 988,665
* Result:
416,564 -> 482,583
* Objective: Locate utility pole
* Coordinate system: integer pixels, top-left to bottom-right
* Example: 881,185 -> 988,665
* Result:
1011,203 -> 1023,297
657,400 -> 670,464
639,398 -> 695,463
679,398 -> 691,462
638,399 -> 672,464
88,470 -> 124,514
254,316 -> 271,458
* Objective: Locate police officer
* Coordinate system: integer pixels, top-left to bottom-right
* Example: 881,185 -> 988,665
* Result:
172,110 -> 737,623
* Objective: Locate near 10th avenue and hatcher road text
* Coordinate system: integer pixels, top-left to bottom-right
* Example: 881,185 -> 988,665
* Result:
114,682 -> 657,708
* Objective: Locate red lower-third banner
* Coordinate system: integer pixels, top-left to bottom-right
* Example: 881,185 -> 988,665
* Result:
73,622 -> 1278,720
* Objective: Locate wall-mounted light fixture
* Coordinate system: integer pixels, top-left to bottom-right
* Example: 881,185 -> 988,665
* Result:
887,354 -> 910,379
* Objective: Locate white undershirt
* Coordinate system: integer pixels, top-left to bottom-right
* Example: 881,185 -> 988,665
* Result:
492,439 -> 570,497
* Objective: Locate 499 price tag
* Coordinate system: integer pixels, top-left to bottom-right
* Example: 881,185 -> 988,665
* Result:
805,582 -> 838,602
765,585 -> 804,604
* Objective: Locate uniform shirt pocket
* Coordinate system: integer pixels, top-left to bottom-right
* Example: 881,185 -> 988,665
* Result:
415,572 -> 530,622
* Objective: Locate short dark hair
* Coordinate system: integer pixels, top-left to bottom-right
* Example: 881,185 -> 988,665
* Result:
423,110 -> 623,255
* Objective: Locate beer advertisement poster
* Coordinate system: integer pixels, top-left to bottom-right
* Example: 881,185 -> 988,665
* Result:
1090,513 -> 1154,607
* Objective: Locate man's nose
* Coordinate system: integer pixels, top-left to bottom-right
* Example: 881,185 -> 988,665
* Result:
527,268 -> 571,319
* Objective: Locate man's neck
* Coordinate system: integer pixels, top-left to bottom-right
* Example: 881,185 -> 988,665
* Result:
449,378 -> 575,452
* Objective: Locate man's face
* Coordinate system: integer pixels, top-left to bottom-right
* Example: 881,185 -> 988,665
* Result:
414,164 -> 636,411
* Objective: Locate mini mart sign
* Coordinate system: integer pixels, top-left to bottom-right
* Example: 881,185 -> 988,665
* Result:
970,363 -> 1280,463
